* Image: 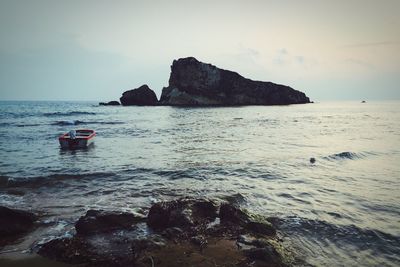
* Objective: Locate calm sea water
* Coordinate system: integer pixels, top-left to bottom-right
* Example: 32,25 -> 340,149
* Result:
0,101 -> 399,266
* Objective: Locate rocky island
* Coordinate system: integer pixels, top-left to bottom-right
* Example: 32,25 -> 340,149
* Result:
115,57 -> 310,106
120,85 -> 158,106
160,57 -> 310,106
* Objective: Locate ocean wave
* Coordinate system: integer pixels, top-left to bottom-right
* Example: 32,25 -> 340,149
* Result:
43,111 -> 97,117
272,216 -> 400,257
52,120 -> 84,126
16,123 -> 42,127
0,112 -> 37,119
325,151 -> 365,160
1,122 -> 42,127
0,175 -> 10,187
153,169 -> 207,180
0,172 -> 116,189
52,120 -> 124,126
0,122 -> 12,127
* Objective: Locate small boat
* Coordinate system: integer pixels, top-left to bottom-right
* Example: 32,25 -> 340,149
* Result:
59,129 -> 96,149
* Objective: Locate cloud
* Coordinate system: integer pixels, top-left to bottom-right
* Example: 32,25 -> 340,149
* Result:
341,41 -> 400,48
295,56 -> 305,64
273,48 -> 289,65
344,58 -> 374,69
272,49 -> 315,69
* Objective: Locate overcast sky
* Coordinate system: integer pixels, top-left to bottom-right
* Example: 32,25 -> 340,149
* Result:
0,0 -> 399,101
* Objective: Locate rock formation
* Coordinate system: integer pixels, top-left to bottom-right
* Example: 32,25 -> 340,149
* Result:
99,101 -> 120,106
38,198 -> 290,267
160,57 -> 310,106
75,210 -> 145,236
0,206 -> 37,247
119,84 -> 158,106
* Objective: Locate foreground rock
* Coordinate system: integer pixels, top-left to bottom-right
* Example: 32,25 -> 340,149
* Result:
99,101 -> 120,106
0,206 -> 37,247
160,57 -> 310,106
75,210 -> 145,236
120,84 -> 158,106
147,198 -> 218,229
219,203 -> 276,236
38,198 -> 290,267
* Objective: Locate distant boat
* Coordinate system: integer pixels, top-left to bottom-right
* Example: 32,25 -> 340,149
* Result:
59,129 -> 96,149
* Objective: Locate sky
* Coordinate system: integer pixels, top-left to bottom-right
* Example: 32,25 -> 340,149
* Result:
0,0 -> 399,101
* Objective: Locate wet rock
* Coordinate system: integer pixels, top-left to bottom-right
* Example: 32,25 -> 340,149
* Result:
190,235 -> 208,247
146,201 -> 178,229
160,57 -> 310,106
237,234 -> 257,246
38,237 -> 92,264
131,235 -> 166,258
99,101 -> 120,106
147,199 -> 218,230
246,220 -> 276,236
75,210 -> 145,236
162,226 -> 183,236
0,206 -> 36,245
38,199 -> 287,267
237,235 -> 273,249
310,157 -> 316,163
243,246 -> 284,266
219,203 -> 276,236
219,203 -> 249,225
120,84 -> 158,106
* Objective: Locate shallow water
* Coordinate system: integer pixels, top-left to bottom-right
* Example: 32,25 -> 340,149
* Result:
0,101 -> 399,266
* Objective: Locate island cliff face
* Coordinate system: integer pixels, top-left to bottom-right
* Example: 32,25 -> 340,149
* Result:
160,57 -> 310,106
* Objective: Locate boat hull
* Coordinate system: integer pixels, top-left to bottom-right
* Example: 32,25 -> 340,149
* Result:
59,129 -> 95,149
59,138 -> 94,149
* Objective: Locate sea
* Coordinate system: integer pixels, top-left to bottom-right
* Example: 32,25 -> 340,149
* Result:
0,100 -> 399,266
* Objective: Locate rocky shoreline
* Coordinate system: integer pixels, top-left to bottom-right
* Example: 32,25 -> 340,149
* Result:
101,57 -> 311,107
1,198 -> 292,267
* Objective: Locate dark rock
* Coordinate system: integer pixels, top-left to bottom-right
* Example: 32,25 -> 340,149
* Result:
310,157 -> 316,164
190,235 -> 207,246
131,235 -> 166,258
99,101 -> 120,106
37,200 -> 286,267
219,203 -> 276,236
237,235 -> 267,248
160,57 -> 310,106
246,221 -> 276,236
75,210 -> 144,236
243,246 -> 284,266
219,203 -> 249,225
161,227 -> 184,239
38,237 -> 92,265
0,206 -> 36,244
120,84 -> 158,106
147,199 -> 218,230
